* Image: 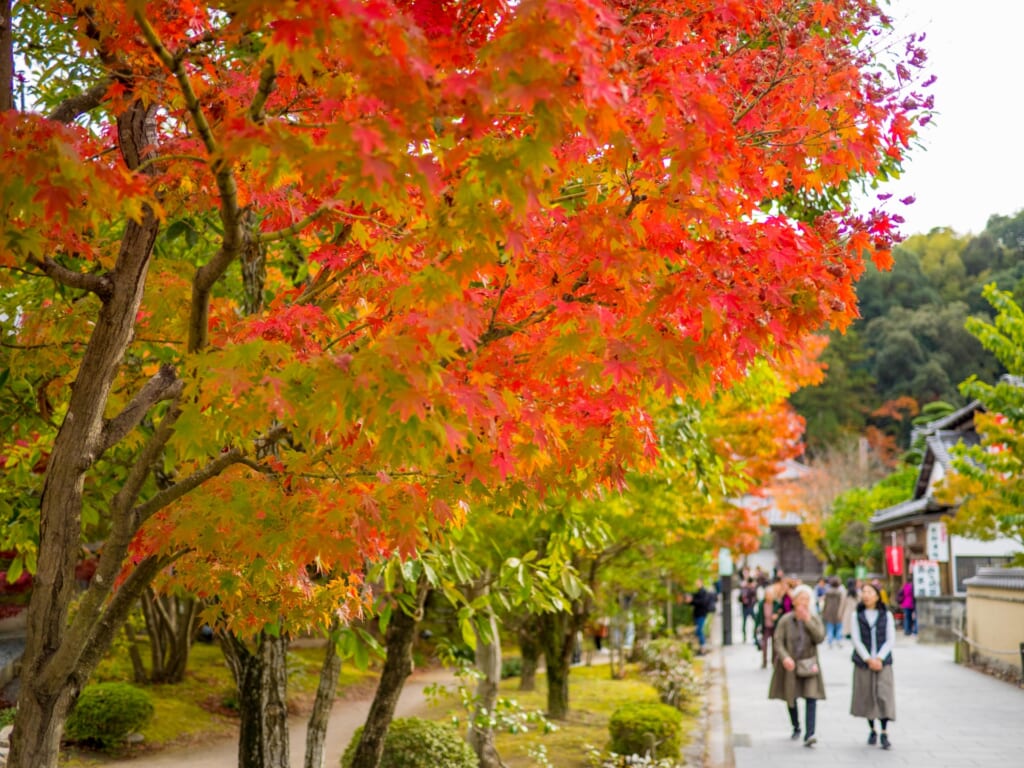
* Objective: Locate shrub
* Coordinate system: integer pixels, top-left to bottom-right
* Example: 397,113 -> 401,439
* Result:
341,717 -> 477,768
640,639 -> 699,709
608,701 -> 682,760
501,656 -> 523,679
65,682 -> 155,749
0,706 -> 15,728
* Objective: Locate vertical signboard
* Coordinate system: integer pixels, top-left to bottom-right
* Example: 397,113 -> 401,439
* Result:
927,522 -> 949,562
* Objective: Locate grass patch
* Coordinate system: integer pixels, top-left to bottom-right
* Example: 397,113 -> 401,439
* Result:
429,662 -> 701,768
56,638 -> 379,766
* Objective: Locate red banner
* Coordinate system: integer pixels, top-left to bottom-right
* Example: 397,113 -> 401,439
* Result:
886,545 -> 904,575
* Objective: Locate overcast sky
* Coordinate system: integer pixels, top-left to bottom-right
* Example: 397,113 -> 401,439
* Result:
867,0 -> 1024,237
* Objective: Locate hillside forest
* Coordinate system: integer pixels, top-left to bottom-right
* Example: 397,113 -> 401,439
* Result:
791,209 -> 1024,454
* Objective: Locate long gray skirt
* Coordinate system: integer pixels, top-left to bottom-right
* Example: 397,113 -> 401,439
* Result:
850,665 -> 896,720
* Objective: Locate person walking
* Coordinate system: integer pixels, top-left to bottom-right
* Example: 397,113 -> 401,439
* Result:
685,578 -> 714,655
740,577 -> 758,644
756,580 -> 784,668
898,580 -> 917,636
821,576 -> 844,648
850,581 -> 897,750
840,578 -> 859,641
768,584 -> 826,747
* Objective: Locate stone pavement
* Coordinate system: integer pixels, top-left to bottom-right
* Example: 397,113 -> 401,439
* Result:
705,598 -> 1024,768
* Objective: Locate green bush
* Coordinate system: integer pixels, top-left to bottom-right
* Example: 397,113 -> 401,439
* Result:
341,717 -> 476,768
608,701 -> 683,760
0,706 -> 15,728
501,656 -> 523,679
65,682 -> 155,749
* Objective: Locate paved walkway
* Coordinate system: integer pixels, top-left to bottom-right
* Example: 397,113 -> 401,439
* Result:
708,598 -> 1024,768
112,667 -> 453,768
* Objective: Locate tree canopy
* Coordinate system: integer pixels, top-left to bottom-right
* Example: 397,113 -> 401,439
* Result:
0,2 -> 929,766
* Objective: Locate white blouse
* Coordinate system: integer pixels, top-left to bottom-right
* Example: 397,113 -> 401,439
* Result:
852,608 -> 895,661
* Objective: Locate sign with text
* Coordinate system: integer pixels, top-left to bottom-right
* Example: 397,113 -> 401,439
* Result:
912,559 -> 941,597
927,522 -> 949,562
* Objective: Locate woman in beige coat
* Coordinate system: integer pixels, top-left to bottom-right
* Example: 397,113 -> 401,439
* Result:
768,584 -> 826,747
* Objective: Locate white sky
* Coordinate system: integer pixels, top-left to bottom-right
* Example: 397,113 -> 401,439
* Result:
865,0 -> 1024,237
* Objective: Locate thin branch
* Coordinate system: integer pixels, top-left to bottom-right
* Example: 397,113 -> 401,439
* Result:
258,206 -> 333,244
133,424 -> 289,525
98,365 -> 183,457
134,8 -> 245,354
133,447 -> 247,525
133,153 -> 208,175
133,12 -> 218,157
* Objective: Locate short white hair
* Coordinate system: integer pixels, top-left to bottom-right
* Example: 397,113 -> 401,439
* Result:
791,584 -> 814,604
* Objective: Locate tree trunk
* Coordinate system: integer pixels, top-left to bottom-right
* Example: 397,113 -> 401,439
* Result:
222,630 -> 291,768
537,610 -> 575,720
124,619 -> 150,684
0,0 -> 13,112
467,582 -> 504,768
304,625 -> 342,768
518,626 -> 539,692
348,580 -> 428,768
8,100 -> 163,768
141,589 -> 199,683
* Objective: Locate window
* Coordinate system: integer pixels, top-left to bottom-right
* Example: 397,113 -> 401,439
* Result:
953,555 -> 1012,593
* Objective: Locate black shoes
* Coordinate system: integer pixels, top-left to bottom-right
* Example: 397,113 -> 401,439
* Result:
867,731 -> 877,746
790,728 -> 801,741
880,733 -> 891,750
804,735 -> 817,748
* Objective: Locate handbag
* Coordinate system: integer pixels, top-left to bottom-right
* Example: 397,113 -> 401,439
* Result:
795,657 -> 819,678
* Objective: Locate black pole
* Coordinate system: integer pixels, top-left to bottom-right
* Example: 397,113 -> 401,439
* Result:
722,574 -> 733,646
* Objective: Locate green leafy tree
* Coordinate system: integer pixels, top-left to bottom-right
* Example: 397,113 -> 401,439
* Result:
940,286 -> 1024,556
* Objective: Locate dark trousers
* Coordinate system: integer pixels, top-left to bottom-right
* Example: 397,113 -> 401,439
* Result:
788,699 -> 817,736
741,607 -> 755,641
761,625 -> 774,668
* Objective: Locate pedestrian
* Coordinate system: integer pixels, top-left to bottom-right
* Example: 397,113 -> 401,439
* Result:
739,578 -> 758,644
768,584 -> 826,748
814,577 -> 827,612
898,580 -> 917,636
684,578 -> 714,655
840,578 -> 858,641
821,576 -> 844,648
757,579 -> 785,668
850,581 -> 896,750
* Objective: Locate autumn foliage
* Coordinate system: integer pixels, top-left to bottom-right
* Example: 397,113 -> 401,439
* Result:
0,3 -> 929,761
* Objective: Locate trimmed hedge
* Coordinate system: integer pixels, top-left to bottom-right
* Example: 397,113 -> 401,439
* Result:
65,682 -> 154,749
608,701 -> 683,760
341,717 -> 476,768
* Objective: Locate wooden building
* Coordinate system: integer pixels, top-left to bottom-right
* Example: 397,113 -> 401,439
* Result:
871,401 -> 1022,640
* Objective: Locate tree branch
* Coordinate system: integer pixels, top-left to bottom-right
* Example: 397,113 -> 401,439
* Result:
98,365 -> 183,457
249,57 -> 277,124
27,256 -> 113,300
133,9 -> 244,353
47,79 -> 111,124
133,448 -> 246,525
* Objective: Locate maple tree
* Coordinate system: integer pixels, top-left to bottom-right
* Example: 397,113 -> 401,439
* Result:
0,1 -> 928,766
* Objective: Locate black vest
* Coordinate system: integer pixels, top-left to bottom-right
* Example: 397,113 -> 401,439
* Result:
852,607 -> 893,668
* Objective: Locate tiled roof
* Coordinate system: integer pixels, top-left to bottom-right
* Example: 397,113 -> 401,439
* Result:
870,496 -> 944,530
964,567 -> 1024,590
